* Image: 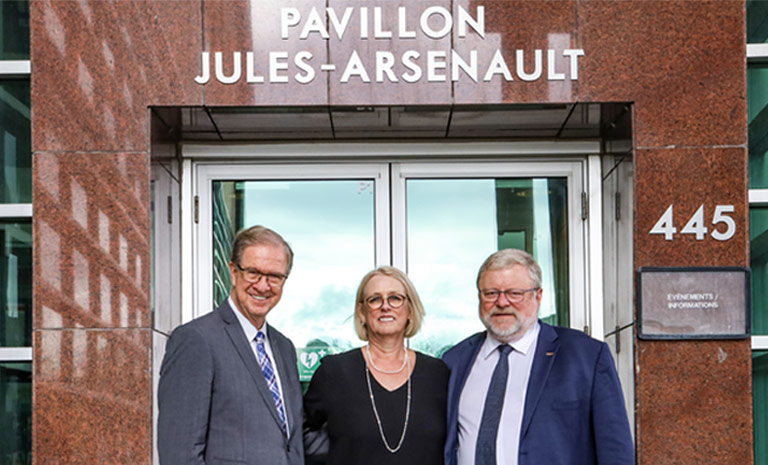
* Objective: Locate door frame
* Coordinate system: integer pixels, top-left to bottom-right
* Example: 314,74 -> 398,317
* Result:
391,160 -> 589,332
187,162 -> 391,324
180,141 -> 603,337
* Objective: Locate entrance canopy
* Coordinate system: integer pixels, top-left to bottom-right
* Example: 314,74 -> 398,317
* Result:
151,102 -> 630,144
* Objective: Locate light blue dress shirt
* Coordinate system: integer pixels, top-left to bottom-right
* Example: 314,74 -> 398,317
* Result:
457,322 -> 540,465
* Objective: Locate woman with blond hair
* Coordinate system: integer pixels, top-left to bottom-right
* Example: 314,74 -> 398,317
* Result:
304,266 -> 448,465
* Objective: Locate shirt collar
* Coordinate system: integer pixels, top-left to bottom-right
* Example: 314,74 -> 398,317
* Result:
228,296 -> 268,342
480,320 -> 540,360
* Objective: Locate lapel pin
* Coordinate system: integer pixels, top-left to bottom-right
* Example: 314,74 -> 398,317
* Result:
546,352 -> 555,356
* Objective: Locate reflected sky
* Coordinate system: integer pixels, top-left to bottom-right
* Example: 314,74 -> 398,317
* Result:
242,180 -> 375,350
225,175 -> 567,357
406,179 -> 496,352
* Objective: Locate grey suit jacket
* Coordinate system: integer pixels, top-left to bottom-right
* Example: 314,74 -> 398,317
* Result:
158,301 -> 304,465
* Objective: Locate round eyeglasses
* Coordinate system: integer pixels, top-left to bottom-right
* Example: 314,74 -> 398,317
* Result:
235,263 -> 287,287
479,287 -> 539,303
363,294 -> 408,309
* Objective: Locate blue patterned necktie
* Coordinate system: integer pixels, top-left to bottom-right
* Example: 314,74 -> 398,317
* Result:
475,344 -> 513,465
255,331 -> 288,435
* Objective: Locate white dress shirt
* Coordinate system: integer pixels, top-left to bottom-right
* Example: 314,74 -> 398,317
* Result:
457,322 -> 540,465
228,296 -> 290,436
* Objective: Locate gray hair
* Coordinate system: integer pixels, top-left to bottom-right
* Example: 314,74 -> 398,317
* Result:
230,225 -> 294,275
476,249 -> 542,289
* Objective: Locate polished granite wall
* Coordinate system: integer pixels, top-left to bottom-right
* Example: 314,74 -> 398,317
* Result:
30,1 -> 749,464
31,1 -> 202,463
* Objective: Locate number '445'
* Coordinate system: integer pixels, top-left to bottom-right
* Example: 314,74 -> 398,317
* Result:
649,204 -> 735,241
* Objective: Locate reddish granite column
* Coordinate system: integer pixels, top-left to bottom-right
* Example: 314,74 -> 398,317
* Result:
30,1 -> 202,463
33,152 -> 152,463
576,2 -> 752,464
634,148 -> 752,464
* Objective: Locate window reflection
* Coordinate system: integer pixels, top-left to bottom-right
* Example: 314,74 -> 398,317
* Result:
211,175 -> 569,378
0,80 -> 31,203
0,1 -> 29,60
212,180 -> 376,358
754,351 -> 768,464
1,221 -> 31,347
0,362 -> 31,465
748,0 -> 768,44
751,208 -> 768,335
405,177 -> 568,356
749,65 -> 768,188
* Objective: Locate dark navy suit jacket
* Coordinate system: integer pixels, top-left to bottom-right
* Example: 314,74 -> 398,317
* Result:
442,321 -> 635,465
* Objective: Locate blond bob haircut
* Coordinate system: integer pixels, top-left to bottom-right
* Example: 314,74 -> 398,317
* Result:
354,266 -> 425,341
476,248 -> 542,289
230,225 -> 294,275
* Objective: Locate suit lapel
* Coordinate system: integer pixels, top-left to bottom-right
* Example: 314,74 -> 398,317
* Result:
520,322 -> 559,438
455,333 -> 485,394
217,303 -> 285,431
449,332 -> 486,421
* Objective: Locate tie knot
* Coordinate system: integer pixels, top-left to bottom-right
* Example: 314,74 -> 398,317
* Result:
498,344 -> 512,356
255,331 -> 266,344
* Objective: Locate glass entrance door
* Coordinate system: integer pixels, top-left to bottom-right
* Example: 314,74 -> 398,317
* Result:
212,178 -> 382,355
391,161 -> 586,356
193,157 -> 587,377
194,163 -> 390,368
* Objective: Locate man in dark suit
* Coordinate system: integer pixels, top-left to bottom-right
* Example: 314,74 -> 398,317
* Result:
443,249 -> 634,465
158,225 -> 304,465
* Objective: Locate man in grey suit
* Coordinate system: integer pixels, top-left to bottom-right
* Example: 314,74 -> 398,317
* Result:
158,225 -> 304,465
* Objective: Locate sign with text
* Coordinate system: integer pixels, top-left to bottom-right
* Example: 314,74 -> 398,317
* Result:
637,267 -> 750,339
649,204 -> 736,241
194,5 -> 585,85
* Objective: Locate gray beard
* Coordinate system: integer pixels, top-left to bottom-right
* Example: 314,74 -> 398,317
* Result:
480,308 -> 535,343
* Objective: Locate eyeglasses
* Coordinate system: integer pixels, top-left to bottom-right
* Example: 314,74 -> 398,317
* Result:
479,288 -> 539,303
235,263 -> 287,287
363,294 -> 408,309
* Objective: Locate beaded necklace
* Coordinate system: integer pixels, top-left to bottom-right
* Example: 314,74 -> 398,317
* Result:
364,350 -> 412,454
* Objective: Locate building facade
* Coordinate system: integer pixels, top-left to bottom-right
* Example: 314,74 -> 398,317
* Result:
0,0 -> 764,463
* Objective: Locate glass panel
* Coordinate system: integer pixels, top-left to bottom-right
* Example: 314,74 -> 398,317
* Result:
751,208 -> 768,335
749,65 -> 768,189
212,182 -> 236,305
0,221 -> 31,347
0,1 -> 29,60
405,177 -> 569,357
754,351 -> 768,464
748,0 -> 768,44
0,362 -> 31,465
0,79 -> 31,203
212,180 -> 376,380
